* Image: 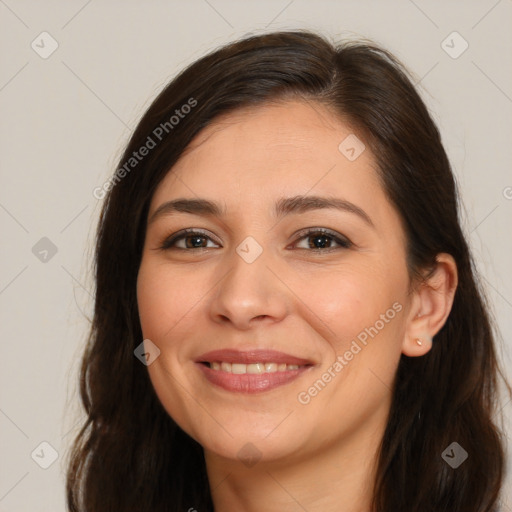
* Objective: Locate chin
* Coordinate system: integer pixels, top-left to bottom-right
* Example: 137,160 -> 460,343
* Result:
202,436 -> 299,466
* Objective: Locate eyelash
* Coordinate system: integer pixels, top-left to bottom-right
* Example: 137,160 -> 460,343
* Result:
158,227 -> 353,253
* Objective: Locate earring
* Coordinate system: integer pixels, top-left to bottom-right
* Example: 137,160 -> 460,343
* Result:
416,338 -> 423,346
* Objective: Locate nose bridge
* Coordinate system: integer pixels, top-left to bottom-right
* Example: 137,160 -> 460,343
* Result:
209,235 -> 288,327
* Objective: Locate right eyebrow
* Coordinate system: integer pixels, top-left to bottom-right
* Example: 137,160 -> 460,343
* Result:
148,198 -> 225,225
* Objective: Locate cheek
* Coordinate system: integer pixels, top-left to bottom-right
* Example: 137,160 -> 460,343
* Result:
136,261 -> 206,432
300,264 -> 400,349
136,261 -> 202,341
298,264 -> 408,408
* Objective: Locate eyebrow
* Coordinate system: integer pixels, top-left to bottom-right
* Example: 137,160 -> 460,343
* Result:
148,195 -> 374,228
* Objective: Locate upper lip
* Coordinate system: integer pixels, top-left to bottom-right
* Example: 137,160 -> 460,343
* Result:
195,349 -> 314,366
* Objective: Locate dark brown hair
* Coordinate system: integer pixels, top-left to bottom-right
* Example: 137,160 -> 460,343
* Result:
66,30 -> 510,511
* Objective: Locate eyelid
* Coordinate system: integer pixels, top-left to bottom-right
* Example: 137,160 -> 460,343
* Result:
159,228 -> 221,250
290,227 -> 353,250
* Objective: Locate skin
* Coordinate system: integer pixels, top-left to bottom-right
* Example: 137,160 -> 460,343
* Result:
136,99 -> 458,512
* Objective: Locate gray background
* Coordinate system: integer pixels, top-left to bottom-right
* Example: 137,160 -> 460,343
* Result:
1,1 -> 511,510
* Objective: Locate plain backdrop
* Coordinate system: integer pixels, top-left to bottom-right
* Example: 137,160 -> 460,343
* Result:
1,1 -> 511,510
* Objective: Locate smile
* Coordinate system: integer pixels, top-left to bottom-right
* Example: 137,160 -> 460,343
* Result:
206,362 -> 304,373
196,363 -> 312,393
195,349 -> 315,393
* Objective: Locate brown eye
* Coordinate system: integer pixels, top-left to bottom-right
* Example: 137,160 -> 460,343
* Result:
292,228 -> 352,251
160,229 -> 220,250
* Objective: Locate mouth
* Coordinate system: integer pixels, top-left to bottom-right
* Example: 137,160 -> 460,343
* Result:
202,361 -> 307,373
195,349 -> 315,393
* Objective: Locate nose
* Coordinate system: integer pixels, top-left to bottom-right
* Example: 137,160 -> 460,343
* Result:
208,244 -> 289,330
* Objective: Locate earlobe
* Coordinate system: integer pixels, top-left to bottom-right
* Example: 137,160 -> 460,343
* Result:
402,329 -> 433,357
401,253 -> 458,357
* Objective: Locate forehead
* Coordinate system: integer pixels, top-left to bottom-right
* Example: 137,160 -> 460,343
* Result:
150,100 -> 384,219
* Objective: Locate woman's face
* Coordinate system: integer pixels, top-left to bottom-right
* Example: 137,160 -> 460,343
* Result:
137,99 -> 414,465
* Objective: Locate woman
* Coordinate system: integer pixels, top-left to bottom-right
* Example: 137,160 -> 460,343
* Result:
66,30 -> 511,511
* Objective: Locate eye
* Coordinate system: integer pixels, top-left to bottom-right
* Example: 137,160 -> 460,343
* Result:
291,228 -> 352,251
159,229 -> 220,250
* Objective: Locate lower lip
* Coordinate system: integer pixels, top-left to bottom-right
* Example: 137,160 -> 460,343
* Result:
196,363 -> 312,393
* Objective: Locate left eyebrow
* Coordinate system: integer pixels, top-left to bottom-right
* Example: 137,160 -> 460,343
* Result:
148,195 -> 374,228
274,195 -> 374,228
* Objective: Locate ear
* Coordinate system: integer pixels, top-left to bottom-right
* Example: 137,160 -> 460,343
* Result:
402,253 -> 458,357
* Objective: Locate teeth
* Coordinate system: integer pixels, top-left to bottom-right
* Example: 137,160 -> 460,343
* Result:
208,362 -> 304,374
264,362 -> 277,373
247,363 -> 265,374
231,363 -> 246,374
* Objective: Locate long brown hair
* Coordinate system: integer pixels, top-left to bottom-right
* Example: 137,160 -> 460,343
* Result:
66,30 -> 511,511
